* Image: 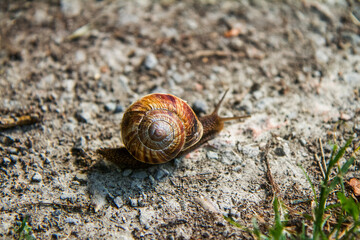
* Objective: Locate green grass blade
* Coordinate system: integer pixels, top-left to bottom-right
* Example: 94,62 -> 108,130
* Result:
326,138 -> 352,176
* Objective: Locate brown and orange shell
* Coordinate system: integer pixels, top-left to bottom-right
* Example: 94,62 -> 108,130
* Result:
121,93 -> 203,164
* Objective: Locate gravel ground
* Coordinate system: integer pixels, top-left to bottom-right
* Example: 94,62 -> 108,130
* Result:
0,0 -> 359,239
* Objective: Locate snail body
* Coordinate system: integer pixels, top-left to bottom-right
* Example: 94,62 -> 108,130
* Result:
98,90 -> 249,167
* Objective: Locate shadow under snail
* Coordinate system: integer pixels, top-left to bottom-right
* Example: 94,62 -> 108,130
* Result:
97,90 -> 249,168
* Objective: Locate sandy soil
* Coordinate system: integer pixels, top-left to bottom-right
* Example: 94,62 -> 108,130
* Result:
0,0 -> 359,239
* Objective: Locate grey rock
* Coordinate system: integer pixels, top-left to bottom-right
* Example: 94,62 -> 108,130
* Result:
32,172 -> 42,182
122,169 -> 133,177
170,72 -> 183,84
132,170 -> 148,179
114,196 -> 124,208
62,122 -> 76,132
61,0 -> 82,17
148,175 -> 156,185
74,136 -> 86,148
143,53 -> 158,70
114,105 -> 124,113
74,173 -> 87,183
299,138 -> 307,147
75,111 -> 92,123
315,49 -> 329,64
2,157 -> 11,166
0,136 -> 15,146
344,72 -> 360,85
155,168 -> 170,180
65,217 -> 80,225
274,147 -> 286,157
129,197 -> 138,207
104,102 -> 117,112
44,158 -> 51,164
52,209 -> 62,217
7,147 -> 19,155
229,38 -> 244,51
238,145 -> 260,158
233,165 -> 242,172
60,193 -> 76,203
9,155 -> 19,163
206,151 -> 219,160
192,99 -> 208,115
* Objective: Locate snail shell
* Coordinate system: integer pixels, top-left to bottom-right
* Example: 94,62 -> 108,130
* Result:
121,94 -> 203,164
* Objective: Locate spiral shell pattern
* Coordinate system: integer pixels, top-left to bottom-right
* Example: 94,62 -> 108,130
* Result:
121,94 -> 203,164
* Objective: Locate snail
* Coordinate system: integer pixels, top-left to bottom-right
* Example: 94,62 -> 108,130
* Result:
97,90 -> 249,168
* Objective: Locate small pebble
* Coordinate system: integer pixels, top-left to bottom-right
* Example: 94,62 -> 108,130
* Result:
75,111 -> 91,123
104,102 -> 117,112
2,157 -> 11,166
114,105 -> 124,113
274,147 -> 286,157
32,172 -> 42,182
299,138 -> 307,146
74,173 -> 87,183
171,72 -> 183,84
0,136 -> 15,146
129,197 -> 138,207
65,217 -> 80,225
206,151 -> 219,160
52,209 -> 62,217
132,170 -> 148,179
7,147 -> 19,155
143,53 -> 158,70
114,196 -> 124,208
9,155 -> 19,163
74,136 -> 86,148
192,99 -> 208,115
122,169 -> 133,177
155,168 -> 170,180
44,158 -> 51,164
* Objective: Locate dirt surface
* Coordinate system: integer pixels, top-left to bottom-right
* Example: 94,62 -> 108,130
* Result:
0,0 -> 359,239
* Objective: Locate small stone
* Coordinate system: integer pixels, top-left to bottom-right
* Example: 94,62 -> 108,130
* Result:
75,111 -> 92,123
171,72 -> 183,84
52,209 -> 62,217
129,197 -> 138,207
2,157 -> 11,166
65,217 -> 80,225
299,138 -> 307,147
114,196 -> 124,208
274,147 -> 286,157
74,136 -> 86,148
104,102 -> 117,112
155,168 -> 170,180
7,147 -> 19,155
344,72 -> 360,85
44,158 -> 51,164
143,53 -> 158,70
229,38 -> 244,51
74,173 -> 87,183
41,105 -> 48,112
9,155 -> 19,163
148,175 -> 156,185
192,100 -> 208,115
206,151 -> 219,160
114,105 -> 124,113
60,193 -> 76,203
233,166 -> 242,172
132,170 -> 148,179
122,169 -> 133,177
238,145 -> 260,158
62,123 -> 76,132
32,172 -> 42,182
0,136 -> 15,146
